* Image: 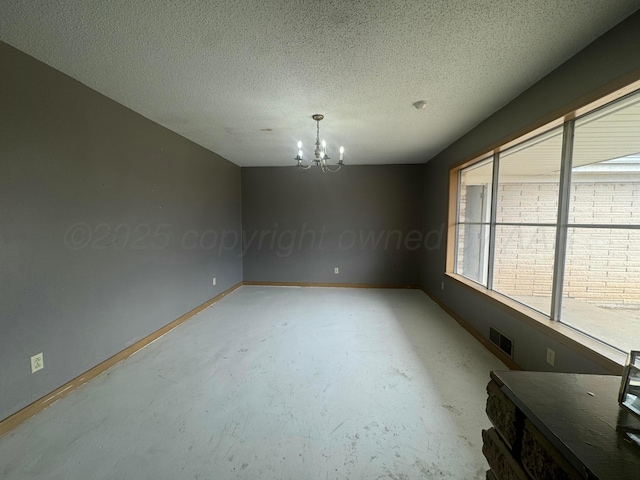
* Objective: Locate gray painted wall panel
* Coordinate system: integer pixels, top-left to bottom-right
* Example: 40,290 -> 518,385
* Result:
421,11 -> 640,372
242,165 -> 425,285
0,42 -> 242,420
4,10 -> 639,423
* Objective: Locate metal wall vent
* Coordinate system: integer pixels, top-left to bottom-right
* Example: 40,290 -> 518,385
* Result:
489,327 -> 513,358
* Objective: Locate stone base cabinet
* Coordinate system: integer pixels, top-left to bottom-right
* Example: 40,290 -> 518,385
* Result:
483,371 -> 640,479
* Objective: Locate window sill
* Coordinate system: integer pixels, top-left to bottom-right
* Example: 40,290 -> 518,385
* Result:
444,272 -> 626,375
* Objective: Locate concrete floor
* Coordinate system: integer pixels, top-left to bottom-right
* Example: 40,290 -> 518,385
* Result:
0,287 -> 506,479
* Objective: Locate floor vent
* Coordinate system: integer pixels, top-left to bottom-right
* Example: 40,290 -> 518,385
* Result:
489,327 -> 513,358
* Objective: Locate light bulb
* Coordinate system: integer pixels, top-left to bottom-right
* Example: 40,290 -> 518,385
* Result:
297,140 -> 302,149
339,146 -> 344,154
321,139 -> 326,149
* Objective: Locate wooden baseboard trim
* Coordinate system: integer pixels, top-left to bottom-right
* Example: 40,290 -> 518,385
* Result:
444,273 -> 624,374
0,282 -> 242,438
242,281 -> 420,289
421,288 -> 522,371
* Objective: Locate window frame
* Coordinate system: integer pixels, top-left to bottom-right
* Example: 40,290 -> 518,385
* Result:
446,78 -> 640,373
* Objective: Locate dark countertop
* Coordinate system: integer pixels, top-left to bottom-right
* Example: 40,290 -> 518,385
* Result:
491,370 -> 640,479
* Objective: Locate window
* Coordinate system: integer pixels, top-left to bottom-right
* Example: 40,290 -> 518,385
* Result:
451,86 -> 640,355
456,158 -> 492,285
561,92 -> 640,353
492,127 -> 563,316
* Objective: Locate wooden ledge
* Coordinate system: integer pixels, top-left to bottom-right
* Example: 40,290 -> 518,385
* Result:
444,273 -> 625,374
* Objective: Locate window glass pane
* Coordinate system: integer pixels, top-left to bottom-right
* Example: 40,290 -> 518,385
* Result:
456,158 -> 492,285
456,223 -> 490,285
496,127 -> 563,224
458,158 -> 493,224
570,91 -> 640,225
492,226 -> 556,315
560,228 -> 640,354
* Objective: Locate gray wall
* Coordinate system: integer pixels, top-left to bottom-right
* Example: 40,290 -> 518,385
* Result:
4,9 -> 639,423
242,165 -> 425,285
421,11 -> 640,373
0,42 -> 242,420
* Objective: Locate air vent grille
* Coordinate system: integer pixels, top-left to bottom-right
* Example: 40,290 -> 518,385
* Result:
489,327 -> 513,358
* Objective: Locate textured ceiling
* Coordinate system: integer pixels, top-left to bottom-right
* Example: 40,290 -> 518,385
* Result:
1,1 -> 639,167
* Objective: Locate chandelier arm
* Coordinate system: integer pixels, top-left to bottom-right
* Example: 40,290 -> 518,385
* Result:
297,162 -> 314,171
323,164 -> 342,173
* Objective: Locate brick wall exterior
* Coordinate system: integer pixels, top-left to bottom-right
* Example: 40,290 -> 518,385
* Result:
458,180 -> 640,309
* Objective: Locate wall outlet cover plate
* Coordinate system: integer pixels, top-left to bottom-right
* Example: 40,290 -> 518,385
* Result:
31,352 -> 44,373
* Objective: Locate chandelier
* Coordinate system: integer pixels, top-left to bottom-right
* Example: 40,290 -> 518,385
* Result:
295,114 -> 344,173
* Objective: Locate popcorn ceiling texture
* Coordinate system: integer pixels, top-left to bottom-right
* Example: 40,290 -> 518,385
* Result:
1,1 -> 638,166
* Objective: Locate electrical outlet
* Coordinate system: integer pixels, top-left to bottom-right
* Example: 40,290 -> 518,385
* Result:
31,352 -> 44,373
546,348 -> 555,366
212,277 -> 216,286
334,267 -> 339,274
441,281 -> 445,291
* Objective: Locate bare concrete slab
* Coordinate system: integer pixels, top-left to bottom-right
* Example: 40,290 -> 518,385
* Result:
0,286 -> 506,479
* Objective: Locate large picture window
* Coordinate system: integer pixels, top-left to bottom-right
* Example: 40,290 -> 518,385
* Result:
452,87 -> 640,355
